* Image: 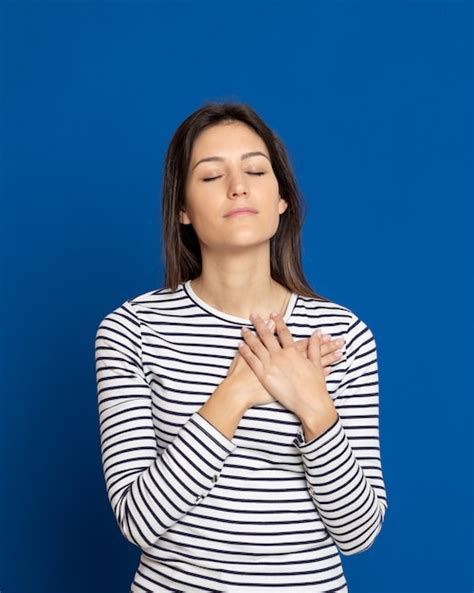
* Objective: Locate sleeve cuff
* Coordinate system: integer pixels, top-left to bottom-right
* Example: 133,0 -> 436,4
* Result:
193,411 -> 238,454
293,413 -> 342,453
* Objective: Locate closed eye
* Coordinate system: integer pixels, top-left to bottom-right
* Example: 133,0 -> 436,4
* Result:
202,172 -> 266,182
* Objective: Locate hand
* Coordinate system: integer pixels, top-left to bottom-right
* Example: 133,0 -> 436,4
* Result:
296,329 -> 345,377
238,312 -> 339,417
226,317 -> 343,409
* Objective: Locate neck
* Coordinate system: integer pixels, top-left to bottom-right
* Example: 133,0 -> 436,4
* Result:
190,274 -> 291,322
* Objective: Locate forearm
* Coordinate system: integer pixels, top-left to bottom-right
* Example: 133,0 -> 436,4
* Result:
198,379 -> 248,441
103,405 -> 236,550
295,415 -> 386,555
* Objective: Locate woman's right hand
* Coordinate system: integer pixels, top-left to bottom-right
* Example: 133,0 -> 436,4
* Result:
225,320 -> 343,409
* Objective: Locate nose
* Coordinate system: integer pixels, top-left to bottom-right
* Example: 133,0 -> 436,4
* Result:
227,171 -> 249,199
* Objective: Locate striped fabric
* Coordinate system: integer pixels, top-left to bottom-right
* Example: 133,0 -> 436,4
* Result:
95,280 -> 388,592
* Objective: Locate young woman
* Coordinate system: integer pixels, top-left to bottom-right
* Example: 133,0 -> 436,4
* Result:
95,102 -> 388,592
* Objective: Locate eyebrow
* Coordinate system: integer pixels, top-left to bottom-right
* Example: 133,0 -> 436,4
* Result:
192,151 -> 270,171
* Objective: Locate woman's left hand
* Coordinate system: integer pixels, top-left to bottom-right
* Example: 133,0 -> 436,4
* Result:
239,312 -> 338,423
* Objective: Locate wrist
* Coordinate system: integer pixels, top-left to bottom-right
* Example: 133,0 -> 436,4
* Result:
214,378 -> 249,416
198,380 -> 248,442
298,400 -> 338,442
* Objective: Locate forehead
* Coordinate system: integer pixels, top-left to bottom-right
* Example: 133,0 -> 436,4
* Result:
191,121 -> 268,156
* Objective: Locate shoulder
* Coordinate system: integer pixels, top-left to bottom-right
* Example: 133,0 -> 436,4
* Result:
128,285 -> 180,306
296,293 -> 353,318
295,293 -> 368,329
294,293 -> 377,351
96,284 -> 184,328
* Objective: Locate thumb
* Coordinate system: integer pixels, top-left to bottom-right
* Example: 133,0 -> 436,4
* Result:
307,329 -> 323,367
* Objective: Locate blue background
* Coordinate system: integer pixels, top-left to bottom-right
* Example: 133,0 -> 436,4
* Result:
1,1 -> 472,592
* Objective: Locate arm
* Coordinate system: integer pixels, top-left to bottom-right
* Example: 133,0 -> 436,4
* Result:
95,300 -> 237,552
293,313 -> 388,556
198,380 -> 248,441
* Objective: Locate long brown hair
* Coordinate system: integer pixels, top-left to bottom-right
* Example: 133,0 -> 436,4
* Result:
160,101 -> 330,301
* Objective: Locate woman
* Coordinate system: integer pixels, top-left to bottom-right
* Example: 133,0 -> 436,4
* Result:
95,102 -> 388,592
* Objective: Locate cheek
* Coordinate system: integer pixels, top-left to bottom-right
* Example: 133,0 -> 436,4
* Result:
184,200 -> 221,240
265,174 -> 280,195
183,188 -> 213,222
268,213 -> 282,237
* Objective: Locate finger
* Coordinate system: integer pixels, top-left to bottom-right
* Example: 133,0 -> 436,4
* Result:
249,313 -> 280,353
297,336 -> 338,367
294,338 -> 309,359
266,319 -> 276,334
295,337 -> 309,350
241,325 -> 271,362
319,333 -> 344,368
321,349 -> 343,369
320,334 -> 345,357
238,341 -> 264,379
300,333 -> 343,369
267,318 -> 286,348
269,312 -> 295,348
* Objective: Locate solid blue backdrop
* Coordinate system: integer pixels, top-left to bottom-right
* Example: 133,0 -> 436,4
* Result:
1,1 -> 472,592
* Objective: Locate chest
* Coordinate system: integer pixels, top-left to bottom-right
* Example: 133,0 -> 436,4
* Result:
139,317 -> 347,465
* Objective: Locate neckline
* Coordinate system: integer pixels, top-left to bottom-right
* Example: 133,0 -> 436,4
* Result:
183,279 -> 298,325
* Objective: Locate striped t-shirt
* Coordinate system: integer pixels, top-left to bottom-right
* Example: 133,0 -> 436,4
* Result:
95,280 -> 388,593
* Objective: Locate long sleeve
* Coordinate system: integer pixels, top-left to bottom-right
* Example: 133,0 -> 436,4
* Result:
95,300 -> 237,552
293,313 -> 388,556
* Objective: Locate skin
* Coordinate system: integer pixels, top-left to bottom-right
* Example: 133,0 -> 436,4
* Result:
181,120 -> 341,440
180,120 -> 289,321
240,314 -> 339,440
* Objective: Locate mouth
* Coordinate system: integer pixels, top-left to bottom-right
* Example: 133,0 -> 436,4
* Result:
224,210 -> 258,219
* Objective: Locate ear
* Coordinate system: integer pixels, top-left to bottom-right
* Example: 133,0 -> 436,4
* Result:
278,197 -> 289,215
179,209 -> 191,225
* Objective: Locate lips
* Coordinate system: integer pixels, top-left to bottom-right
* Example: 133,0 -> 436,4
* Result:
224,208 -> 258,218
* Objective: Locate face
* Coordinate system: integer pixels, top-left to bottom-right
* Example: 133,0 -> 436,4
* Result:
180,121 -> 288,252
